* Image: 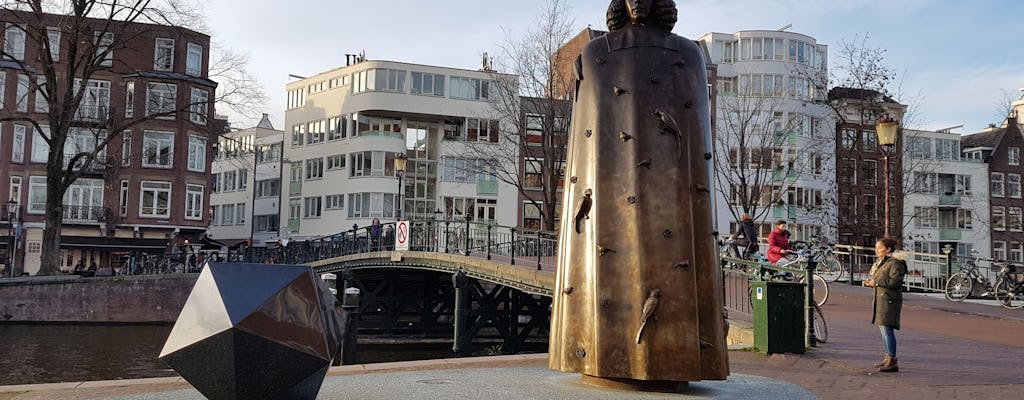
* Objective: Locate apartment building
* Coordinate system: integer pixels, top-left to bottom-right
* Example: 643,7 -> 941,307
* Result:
281,59 -> 519,240
209,114 -> 283,248
829,88 -> 908,246
962,118 -> 1024,262
901,129 -> 989,259
698,30 -> 836,242
0,10 -> 216,274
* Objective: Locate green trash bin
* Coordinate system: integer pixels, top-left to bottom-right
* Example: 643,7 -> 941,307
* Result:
751,281 -> 805,354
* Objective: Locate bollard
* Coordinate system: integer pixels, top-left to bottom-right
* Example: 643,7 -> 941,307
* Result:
486,225 -> 492,260
510,228 -> 516,266
340,286 -> 361,366
452,271 -> 468,355
805,261 -> 817,348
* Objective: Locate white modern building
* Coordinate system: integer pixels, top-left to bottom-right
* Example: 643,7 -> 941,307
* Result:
208,114 -> 283,248
901,128 -> 990,259
698,30 -> 837,242
282,59 -> 520,240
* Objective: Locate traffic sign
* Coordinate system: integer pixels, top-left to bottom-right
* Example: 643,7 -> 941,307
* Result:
395,221 -> 410,251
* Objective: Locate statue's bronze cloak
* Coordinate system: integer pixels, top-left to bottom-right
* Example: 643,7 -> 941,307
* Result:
548,23 -> 728,381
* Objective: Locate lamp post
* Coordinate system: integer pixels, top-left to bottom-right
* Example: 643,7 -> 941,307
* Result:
395,153 -> 408,221
6,199 -> 17,278
876,117 -> 899,239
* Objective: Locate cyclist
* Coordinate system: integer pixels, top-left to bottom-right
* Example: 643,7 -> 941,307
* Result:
734,213 -> 759,259
767,220 -> 795,264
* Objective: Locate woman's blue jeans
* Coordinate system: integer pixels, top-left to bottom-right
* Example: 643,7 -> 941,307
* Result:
878,325 -> 897,356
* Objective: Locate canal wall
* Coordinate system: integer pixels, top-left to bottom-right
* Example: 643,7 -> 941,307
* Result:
0,275 -> 196,323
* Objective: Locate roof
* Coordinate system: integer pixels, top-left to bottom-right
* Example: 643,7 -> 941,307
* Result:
256,113 -> 275,130
827,87 -> 897,103
961,128 -> 1005,150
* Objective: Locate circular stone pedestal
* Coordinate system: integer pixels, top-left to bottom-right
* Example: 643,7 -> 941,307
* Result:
109,367 -> 818,400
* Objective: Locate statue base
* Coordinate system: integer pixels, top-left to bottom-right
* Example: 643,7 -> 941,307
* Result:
581,374 -> 689,393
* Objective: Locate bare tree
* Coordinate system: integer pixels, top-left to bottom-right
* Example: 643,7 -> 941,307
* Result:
714,94 -> 834,228
993,88 -> 1021,124
461,0 -> 575,231
0,1 -> 259,275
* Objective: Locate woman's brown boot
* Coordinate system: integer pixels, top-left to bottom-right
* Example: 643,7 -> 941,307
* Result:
878,357 -> 899,372
872,355 -> 891,368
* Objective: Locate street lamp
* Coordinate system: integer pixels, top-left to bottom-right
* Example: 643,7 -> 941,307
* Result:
394,153 -> 408,221
876,117 -> 899,239
6,199 -> 17,278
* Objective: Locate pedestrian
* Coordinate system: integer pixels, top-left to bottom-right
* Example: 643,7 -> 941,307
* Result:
370,218 -> 382,251
766,220 -> 794,264
734,213 -> 759,258
863,237 -> 908,373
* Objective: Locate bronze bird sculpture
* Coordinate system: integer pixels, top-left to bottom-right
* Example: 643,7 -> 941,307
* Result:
635,288 -> 662,344
653,108 -> 684,158
574,189 -> 593,234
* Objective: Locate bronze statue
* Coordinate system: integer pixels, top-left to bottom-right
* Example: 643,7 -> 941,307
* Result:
549,0 -> 729,388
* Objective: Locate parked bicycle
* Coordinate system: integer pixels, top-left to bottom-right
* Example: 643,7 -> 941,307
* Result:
993,264 -> 1024,309
745,254 -> 829,343
752,250 -> 830,307
944,249 -> 998,302
793,235 -> 846,283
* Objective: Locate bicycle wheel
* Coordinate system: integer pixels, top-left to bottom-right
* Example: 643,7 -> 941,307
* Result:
812,304 -> 828,343
795,274 -> 828,307
817,254 -> 844,283
944,272 -> 973,301
994,277 -> 1024,309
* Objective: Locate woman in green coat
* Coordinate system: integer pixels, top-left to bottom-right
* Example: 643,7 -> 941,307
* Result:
863,237 -> 908,372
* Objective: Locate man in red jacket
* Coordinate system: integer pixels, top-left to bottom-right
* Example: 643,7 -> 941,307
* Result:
767,220 -> 794,264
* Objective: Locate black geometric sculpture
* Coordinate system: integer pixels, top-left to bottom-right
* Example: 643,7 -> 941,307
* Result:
159,263 -> 347,400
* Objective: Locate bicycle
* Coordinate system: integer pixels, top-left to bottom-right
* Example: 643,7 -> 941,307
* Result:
993,264 -> 1024,309
944,249 -> 997,302
745,254 -> 829,343
752,250 -> 830,307
794,236 -> 846,283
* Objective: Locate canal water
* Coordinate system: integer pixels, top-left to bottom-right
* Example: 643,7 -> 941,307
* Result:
0,324 -> 537,385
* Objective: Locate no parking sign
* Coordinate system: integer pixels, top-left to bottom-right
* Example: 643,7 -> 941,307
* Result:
395,221 -> 410,251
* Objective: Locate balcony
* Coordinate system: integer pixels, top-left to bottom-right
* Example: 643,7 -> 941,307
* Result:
287,218 -> 300,234
289,181 -> 302,196
63,205 -> 110,223
477,179 -> 498,195
938,193 -> 961,206
938,228 -> 962,241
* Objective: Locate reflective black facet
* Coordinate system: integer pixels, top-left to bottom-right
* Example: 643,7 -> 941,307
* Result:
160,263 -> 347,400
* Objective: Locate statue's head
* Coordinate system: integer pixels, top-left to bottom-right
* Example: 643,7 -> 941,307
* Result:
607,0 -> 677,32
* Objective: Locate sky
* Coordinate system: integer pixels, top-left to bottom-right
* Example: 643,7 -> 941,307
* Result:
206,0 -> 1024,134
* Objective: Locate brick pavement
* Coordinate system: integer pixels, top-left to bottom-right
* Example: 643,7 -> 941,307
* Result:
2,284 -> 1022,399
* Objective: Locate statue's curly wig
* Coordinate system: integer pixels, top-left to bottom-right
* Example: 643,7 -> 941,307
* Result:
606,0 -> 677,31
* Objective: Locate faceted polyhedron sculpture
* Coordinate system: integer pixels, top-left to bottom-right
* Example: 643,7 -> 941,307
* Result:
159,263 -> 347,400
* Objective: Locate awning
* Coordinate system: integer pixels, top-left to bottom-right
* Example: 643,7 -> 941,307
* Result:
199,236 -> 245,250
60,236 -> 168,253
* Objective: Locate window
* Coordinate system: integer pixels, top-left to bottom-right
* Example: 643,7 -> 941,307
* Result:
190,88 -> 208,124
935,139 -> 960,160
993,241 -> 1007,261
119,180 -> 129,217
236,203 -> 246,224
476,198 -> 497,222
185,184 -> 203,220
0,71 -> 5,109
346,193 -> 396,219
327,154 -> 346,170
303,196 -> 322,218
467,118 -> 499,142
121,131 -> 131,166
450,76 -> 491,100
16,74 -> 28,112
957,209 -> 973,229
523,202 -> 542,230
186,43 -> 203,76
254,215 -> 279,233
221,204 -> 234,225
525,114 -> 543,146
992,206 -> 1006,231
124,81 -> 134,118
256,143 -> 281,164
12,124 -> 25,162
956,175 -> 972,196
73,79 -> 110,120
187,135 -> 206,172
46,28 -> 60,61
287,88 -> 305,109
325,194 -> 344,210
914,206 -> 938,228
1012,242 -> 1023,263
289,162 -> 302,195
35,76 -> 48,112
349,151 -> 398,177
328,115 -> 348,140
291,124 -> 304,146
1010,147 -> 1021,166
142,131 -> 173,167
28,176 -> 46,214
1009,174 -> 1021,198
94,32 -> 113,66
30,125 -> 50,163
992,173 -> 1005,197
154,38 -> 174,70
222,170 -> 236,191
9,176 -> 22,207
146,82 -> 177,118
4,24 -> 26,61
352,68 -> 406,93
306,120 -> 325,144
305,158 -> 323,180
411,72 -> 445,96
1010,207 -> 1023,231
139,181 -> 171,218
255,179 -> 280,198
862,160 -> 877,186
524,158 -> 542,189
